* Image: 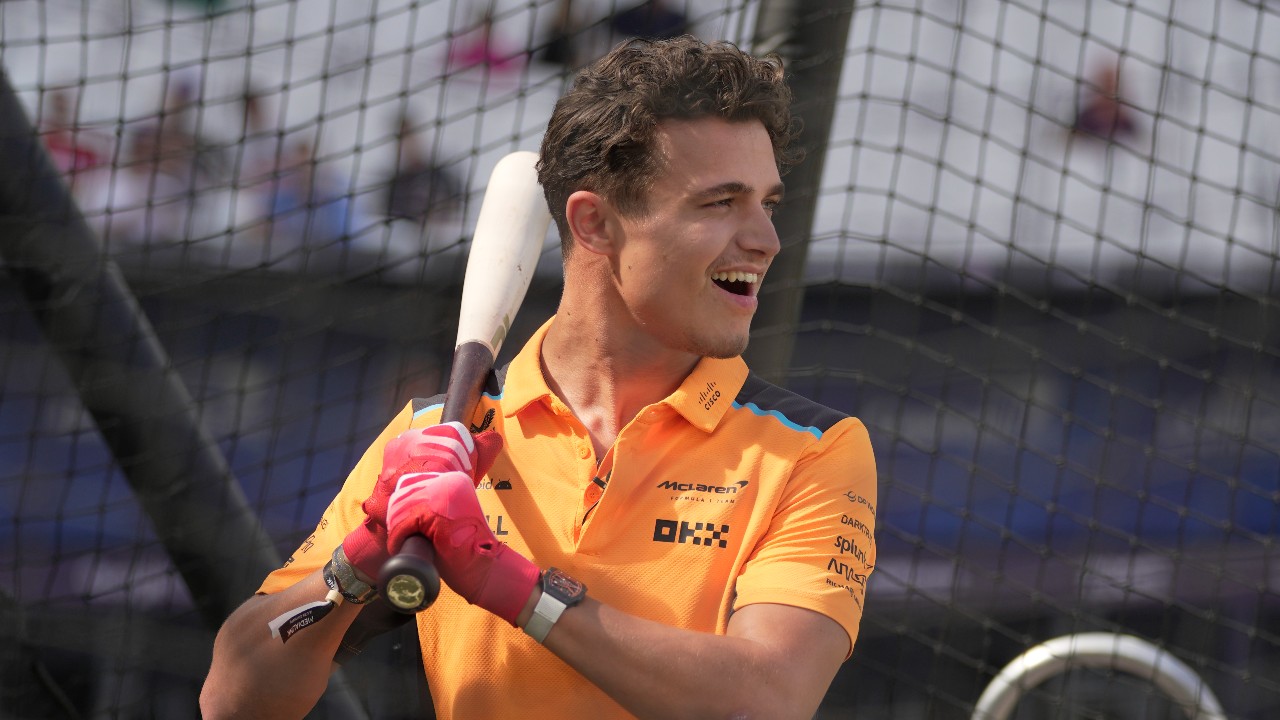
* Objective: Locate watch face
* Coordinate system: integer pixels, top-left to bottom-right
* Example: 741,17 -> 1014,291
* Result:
544,568 -> 587,604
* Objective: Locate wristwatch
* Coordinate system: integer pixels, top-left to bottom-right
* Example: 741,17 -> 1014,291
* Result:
523,567 -> 587,643
325,545 -> 378,605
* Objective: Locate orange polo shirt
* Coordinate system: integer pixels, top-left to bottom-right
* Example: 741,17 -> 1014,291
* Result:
260,317 -> 877,719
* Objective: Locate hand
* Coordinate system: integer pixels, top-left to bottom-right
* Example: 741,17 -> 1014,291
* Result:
343,421 -> 500,582
385,432 -> 538,626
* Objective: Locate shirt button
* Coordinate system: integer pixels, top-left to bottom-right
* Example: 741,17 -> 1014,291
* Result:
577,443 -> 591,459
584,484 -> 603,505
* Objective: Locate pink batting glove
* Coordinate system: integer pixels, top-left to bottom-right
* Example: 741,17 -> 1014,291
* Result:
343,421 -> 500,582
386,435 -> 538,626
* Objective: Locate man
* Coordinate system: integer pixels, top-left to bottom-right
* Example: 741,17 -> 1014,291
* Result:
201,35 -> 877,719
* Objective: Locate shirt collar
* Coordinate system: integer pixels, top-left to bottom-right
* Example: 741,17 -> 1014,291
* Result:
663,354 -> 748,433
500,317 -> 557,418
500,316 -> 750,433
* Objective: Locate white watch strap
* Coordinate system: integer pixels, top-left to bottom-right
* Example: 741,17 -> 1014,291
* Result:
523,589 -> 568,644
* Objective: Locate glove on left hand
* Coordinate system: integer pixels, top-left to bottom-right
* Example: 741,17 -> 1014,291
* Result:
344,421 -> 500,582
385,428 -> 538,626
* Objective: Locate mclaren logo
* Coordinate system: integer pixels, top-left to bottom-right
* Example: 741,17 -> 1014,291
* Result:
656,479 -> 749,495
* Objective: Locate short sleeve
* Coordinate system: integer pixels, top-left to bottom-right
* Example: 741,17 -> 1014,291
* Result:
732,417 -> 877,656
256,402 -> 418,594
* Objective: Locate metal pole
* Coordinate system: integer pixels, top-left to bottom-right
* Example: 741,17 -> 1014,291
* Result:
972,633 -> 1227,720
746,0 -> 855,385
0,68 -> 277,628
0,69 -> 369,718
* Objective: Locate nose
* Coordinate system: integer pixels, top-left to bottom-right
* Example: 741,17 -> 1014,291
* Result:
738,203 -> 781,259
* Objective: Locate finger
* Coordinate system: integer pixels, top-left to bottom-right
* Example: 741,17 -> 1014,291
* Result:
399,423 -> 476,473
472,430 -> 504,480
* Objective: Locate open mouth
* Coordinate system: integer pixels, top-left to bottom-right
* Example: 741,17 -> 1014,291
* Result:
711,271 -> 759,297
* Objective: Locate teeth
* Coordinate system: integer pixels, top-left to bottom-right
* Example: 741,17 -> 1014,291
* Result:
711,271 -> 759,284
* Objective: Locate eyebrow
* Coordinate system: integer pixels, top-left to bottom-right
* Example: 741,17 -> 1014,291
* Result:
693,181 -> 786,201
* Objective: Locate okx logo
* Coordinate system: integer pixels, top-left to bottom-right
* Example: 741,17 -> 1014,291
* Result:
653,519 -> 730,548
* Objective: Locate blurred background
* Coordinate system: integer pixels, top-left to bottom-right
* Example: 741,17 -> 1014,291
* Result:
1,0 -> 1277,717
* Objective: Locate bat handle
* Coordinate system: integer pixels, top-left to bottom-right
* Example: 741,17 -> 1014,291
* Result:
376,342 -> 493,614
378,535 -> 441,613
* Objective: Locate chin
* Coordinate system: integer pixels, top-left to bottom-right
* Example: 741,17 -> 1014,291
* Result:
691,332 -> 749,359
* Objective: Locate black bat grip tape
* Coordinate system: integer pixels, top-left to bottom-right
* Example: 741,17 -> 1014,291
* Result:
377,342 -> 491,614
378,535 -> 441,613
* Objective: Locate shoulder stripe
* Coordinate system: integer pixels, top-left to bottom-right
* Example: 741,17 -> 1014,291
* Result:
732,374 -> 847,439
412,395 -> 445,417
732,400 -> 823,439
411,362 -> 511,419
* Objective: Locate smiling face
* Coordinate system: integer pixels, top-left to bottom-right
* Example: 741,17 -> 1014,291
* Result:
608,116 -> 784,359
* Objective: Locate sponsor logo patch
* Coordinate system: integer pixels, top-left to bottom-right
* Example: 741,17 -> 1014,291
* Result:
832,534 -> 870,566
697,381 -> 721,410
840,513 -> 873,541
827,557 -> 868,586
843,491 -> 876,515
484,514 -> 510,536
656,479 -> 748,494
652,519 -> 731,549
470,408 -> 495,433
655,478 -> 748,505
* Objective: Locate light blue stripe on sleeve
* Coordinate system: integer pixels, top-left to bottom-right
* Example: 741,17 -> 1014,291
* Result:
412,402 -> 443,419
412,391 -> 504,420
731,401 -> 823,439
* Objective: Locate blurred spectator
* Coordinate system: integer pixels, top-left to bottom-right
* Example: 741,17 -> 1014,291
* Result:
126,76 -> 225,191
1074,62 -> 1135,140
611,0 -> 688,41
38,89 -> 107,180
447,10 -> 526,72
234,87 -> 282,189
97,76 -> 222,245
266,139 -> 358,249
383,111 -> 463,224
229,87 -> 284,236
37,89 -> 111,216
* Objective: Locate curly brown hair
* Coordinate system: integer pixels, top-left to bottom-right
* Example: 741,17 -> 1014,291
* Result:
537,35 -> 799,253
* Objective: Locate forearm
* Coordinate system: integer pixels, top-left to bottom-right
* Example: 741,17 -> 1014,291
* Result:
534,597 -> 835,720
200,569 -> 363,720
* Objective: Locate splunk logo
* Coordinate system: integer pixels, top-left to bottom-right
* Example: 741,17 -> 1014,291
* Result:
652,519 -> 731,549
832,534 -> 869,566
656,479 -> 749,495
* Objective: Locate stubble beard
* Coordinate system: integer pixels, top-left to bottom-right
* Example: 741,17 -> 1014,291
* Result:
686,327 -> 750,360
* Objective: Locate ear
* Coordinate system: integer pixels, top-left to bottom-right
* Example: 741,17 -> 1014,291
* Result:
565,190 -> 617,256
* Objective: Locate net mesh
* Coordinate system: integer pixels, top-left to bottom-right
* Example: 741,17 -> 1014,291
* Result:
1,0 -> 1277,717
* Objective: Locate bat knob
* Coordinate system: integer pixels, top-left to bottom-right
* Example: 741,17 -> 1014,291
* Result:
379,535 -> 441,613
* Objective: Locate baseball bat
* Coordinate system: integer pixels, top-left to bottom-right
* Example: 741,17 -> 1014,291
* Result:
377,150 -> 552,614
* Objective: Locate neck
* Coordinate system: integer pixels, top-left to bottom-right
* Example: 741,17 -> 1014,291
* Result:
541,279 -> 698,454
